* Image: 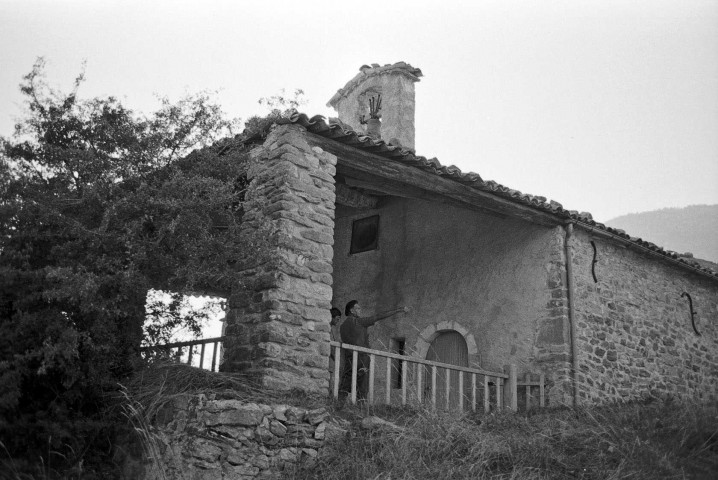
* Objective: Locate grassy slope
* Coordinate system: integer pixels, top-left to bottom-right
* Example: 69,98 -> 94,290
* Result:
303,401 -> 718,480
118,365 -> 718,480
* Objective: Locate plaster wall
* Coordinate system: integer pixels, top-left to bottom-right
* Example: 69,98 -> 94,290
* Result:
333,74 -> 417,150
571,229 -> 718,403
332,196 -> 568,401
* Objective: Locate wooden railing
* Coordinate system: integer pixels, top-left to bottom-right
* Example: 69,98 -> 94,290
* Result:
520,372 -> 546,410
140,336 -> 225,372
331,341 -> 545,412
139,337 -> 546,412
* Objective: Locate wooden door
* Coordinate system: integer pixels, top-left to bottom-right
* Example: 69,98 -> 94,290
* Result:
425,331 -> 469,409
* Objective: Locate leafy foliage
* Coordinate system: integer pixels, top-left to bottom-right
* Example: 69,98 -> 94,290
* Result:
143,291 -> 225,346
242,88 -> 306,140
0,58 -> 282,477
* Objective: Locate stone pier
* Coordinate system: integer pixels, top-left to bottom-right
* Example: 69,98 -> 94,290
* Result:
221,124 -> 337,393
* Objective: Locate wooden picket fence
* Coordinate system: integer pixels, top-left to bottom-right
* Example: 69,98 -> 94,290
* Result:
331,341 -> 545,412
140,337 -> 546,413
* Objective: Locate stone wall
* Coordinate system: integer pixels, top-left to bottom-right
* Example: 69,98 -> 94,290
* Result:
535,226 -> 573,405
221,124 -> 337,393
571,228 -> 718,403
144,394 -> 343,479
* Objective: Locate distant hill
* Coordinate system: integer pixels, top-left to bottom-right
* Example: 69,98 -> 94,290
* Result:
605,205 -> 718,263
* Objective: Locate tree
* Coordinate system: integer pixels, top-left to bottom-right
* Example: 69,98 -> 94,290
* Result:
0,58 -> 278,476
242,88 -> 307,140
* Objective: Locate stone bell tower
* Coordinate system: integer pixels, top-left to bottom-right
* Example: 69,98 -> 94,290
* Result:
327,62 -> 422,150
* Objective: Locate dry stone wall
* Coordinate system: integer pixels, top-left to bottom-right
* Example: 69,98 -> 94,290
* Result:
221,124 -> 337,393
146,394 -> 344,480
571,229 -> 718,403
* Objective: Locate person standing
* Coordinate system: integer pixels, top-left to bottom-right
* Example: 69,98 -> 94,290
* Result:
328,307 -> 343,393
329,307 -> 343,344
339,300 -> 408,401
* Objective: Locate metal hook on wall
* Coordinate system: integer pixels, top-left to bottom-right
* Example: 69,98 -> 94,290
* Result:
590,241 -> 598,283
680,292 -> 701,336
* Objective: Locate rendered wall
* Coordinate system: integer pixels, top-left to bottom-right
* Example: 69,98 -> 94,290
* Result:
332,196 -> 573,404
332,74 -> 417,150
571,229 -> 718,403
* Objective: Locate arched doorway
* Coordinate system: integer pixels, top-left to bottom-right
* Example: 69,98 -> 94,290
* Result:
425,330 -> 469,409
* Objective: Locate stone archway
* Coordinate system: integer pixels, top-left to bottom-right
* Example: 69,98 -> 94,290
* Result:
413,321 -> 478,409
413,320 -> 478,363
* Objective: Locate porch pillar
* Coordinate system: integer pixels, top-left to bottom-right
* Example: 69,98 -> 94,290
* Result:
503,364 -> 518,411
535,226 -> 574,406
222,124 -> 337,393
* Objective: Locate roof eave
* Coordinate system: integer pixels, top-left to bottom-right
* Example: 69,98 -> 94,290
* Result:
277,113 -> 718,281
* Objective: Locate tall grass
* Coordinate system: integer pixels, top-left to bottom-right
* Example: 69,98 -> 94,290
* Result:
7,360 -> 715,479
304,399 -> 718,479
116,361 -> 327,479
122,365 -> 717,479
123,360 -> 326,412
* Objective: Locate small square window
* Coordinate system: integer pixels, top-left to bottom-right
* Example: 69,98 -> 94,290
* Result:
350,215 -> 379,254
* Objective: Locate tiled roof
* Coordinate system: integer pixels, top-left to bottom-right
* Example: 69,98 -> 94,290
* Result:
279,113 -> 718,280
327,62 -> 423,108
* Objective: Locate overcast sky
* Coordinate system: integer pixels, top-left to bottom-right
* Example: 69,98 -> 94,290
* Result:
1,0 -> 716,223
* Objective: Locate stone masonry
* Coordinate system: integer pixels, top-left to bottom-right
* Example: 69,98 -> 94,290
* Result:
571,228 -> 718,403
143,394 -> 344,480
534,225 -> 573,405
221,124 -> 337,393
